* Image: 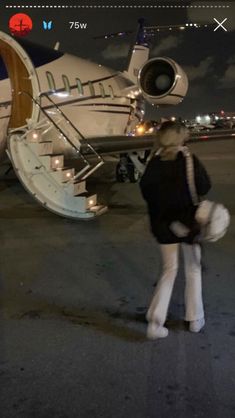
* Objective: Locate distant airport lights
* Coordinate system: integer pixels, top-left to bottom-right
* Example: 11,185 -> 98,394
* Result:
136,125 -> 145,134
167,23 -> 206,31
185,23 -> 208,29
196,115 -> 211,125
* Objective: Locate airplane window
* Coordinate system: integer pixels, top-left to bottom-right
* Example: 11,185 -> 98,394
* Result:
62,75 -> 71,94
108,85 -> 114,99
46,71 -> 56,91
88,81 -> 95,97
76,78 -> 84,96
99,83 -> 105,98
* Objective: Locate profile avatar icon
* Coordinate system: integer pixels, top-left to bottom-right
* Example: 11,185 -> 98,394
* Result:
9,13 -> 33,37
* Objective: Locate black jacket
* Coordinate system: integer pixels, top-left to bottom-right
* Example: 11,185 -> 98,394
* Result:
140,151 -> 211,244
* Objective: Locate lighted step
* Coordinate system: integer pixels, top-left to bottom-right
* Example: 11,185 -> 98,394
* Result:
50,155 -> 64,170
73,181 -> 87,196
64,180 -> 87,196
39,155 -> 64,171
89,204 -> 108,217
26,130 -> 48,143
86,194 -> 97,209
73,194 -> 97,213
27,141 -> 53,156
51,168 -> 75,183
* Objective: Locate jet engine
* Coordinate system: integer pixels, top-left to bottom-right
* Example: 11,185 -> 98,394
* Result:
138,57 -> 188,106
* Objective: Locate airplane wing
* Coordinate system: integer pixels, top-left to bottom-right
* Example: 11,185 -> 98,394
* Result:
81,129 -> 235,156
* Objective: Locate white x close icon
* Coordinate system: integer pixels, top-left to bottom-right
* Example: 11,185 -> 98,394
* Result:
214,18 -> 228,32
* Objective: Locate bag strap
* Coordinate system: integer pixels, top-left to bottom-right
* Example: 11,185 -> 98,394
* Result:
181,146 -> 199,206
155,146 -> 199,206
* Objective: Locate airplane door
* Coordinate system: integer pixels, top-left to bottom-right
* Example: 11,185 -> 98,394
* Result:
0,32 -> 40,132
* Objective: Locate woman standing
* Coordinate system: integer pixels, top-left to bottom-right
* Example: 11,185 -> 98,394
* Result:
140,121 -> 211,339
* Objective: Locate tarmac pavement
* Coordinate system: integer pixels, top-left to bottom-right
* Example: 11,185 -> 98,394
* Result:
0,139 -> 235,418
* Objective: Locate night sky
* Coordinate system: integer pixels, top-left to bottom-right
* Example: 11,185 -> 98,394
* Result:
0,0 -> 234,119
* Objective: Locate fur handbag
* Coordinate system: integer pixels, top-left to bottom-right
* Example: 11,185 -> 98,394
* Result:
183,147 -> 230,242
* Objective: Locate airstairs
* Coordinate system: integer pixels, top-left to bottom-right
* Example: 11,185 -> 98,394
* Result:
7,93 -> 107,219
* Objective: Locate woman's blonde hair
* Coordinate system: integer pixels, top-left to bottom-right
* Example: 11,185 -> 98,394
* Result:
158,121 -> 189,147
150,121 -> 189,160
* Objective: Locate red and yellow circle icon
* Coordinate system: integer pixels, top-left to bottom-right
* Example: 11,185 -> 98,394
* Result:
9,13 -> 33,37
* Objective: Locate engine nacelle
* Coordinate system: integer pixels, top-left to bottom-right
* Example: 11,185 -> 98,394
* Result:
138,57 -> 188,106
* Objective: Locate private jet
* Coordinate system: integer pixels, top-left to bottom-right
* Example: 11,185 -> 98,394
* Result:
0,20 -> 217,219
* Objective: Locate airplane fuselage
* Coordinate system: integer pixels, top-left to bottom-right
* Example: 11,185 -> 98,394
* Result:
0,38 -> 142,161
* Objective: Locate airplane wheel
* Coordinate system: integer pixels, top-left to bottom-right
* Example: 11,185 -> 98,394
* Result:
127,162 -> 140,183
116,158 -> 140,183
116,162 -> 128,182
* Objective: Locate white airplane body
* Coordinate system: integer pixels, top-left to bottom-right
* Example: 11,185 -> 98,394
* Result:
0,43 -> 140,143
0,24 -> 191,219
29,54 -> 140,137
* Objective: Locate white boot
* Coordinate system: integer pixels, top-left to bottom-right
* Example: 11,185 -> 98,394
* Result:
189,318 -> 205,333
147,322 -> 169,340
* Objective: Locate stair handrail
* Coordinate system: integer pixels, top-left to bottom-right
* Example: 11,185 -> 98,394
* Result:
39,92 -> 104,164
19,91 -> 104,182
19,91 -> 90,168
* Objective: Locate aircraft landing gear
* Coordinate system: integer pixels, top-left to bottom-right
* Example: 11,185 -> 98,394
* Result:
116,154 -> 140,183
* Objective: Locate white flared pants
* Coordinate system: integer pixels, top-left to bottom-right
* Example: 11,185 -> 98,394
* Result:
147,243 -> 204,324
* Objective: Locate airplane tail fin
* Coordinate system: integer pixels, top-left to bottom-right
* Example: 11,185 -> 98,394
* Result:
125,18 -> 150,83
125,20 -> 210,83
